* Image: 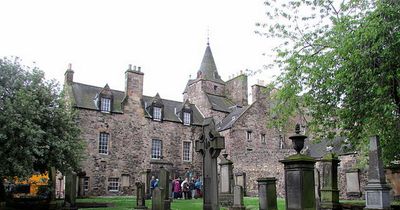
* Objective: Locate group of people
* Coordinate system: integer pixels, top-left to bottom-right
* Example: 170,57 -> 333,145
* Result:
149,175 -> 202,200
172,177 -> 202,199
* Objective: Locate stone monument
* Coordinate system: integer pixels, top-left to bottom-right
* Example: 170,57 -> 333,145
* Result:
142,169 -> 152,199
63,171 -> 77,210
152,187 -> 162,210
319,153 -> 340,210
195,118 -> 225,210
234,172 -> 247,196
135,181 -> 148,209
229,185 -> 246,210
219,153 -> 234,207
364,136 -> 391,210
257,177 -> 278,210
158,166 -> 171,210
280,124 -> 316,210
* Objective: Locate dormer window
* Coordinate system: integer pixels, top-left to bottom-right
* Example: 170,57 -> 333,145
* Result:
183,112 -> 191,126
100,97 -> 111,113
153,107 -> 162,121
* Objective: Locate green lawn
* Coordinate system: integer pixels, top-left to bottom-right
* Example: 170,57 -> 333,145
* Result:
77,196 -> 286,210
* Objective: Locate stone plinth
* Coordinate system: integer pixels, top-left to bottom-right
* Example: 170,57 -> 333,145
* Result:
135,182 -> 148,209
63,171 -> 78,210
229,186 -> 246,210
257,177 -> 277,210
280,154 -> 316,210
364,136 -> 391,210
219,153 -> 234,207
319,153 -> 340,210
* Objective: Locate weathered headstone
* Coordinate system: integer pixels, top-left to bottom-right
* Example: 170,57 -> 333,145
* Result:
195,118 -> 225,210
364,136 -> 391,210
345,169 -> 361,197
158,167 -> 171,210
152,187 -> 163,210
257,177 -> 278,210
142,169 -> 152,199
63,171 -> 77,210
319,153 -> 340,210
280,124 -> 316,210
234,172 -> 247,196
135,181 -> 148,209
219,153 -> 234,207
229,186 -> 246,210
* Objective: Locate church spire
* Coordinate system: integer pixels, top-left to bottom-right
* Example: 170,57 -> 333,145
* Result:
197,43 -> 224,83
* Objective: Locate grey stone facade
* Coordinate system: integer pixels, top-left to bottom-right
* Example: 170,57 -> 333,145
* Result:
63,44 -> 310,197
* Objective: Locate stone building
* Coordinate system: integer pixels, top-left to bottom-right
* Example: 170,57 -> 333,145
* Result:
64,43 -> 302,196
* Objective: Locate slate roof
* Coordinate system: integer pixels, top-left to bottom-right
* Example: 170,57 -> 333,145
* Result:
206,93 -> 235,113
69,82 -> 204,125
70,82 -> 125,113
197,45 -> 225,84
307,137 -> 353,158
142,95 -> 204,126
217,106 -> 249,131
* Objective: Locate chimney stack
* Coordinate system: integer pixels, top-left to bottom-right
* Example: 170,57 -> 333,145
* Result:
64,63 -> 74,85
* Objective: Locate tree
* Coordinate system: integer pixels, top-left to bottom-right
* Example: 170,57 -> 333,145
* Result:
0,57 -> 84,198
257,0 -> 400,164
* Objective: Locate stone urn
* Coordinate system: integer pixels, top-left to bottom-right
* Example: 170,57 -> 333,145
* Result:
289,124 -> 307,154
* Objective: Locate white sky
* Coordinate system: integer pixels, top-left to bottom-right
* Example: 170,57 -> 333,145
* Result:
0,0 -> 279,101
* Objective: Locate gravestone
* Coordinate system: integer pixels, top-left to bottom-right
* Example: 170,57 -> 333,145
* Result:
319,153 -> 340,210
257,177 -> 278,210
229,186 -> 246,210
234,172 -> 247,196
280,124 -> 316,210
195,118 -> 225,210
364,136 -> 391,210
135,182 -> 148,209
152,187 -> 163,210
219,153 -> 234,207
63,171 -> 77,210
142,169 -> 152,199
345,169 -> 361,197
158,167 -> 171,209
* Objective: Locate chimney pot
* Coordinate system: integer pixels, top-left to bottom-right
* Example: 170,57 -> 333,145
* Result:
138,66 -> 141,72
68,63 -> 72,70
129,64 -> 132,70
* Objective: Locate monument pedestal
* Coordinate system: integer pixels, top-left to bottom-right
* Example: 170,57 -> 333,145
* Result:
319,153 -> 341,210
257,177 -> 278,210
364,136 -> 392,210
280,154 -> 316,210
364,183 -> 391,210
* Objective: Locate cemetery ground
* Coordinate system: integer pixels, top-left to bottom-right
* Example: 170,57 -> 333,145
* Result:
76,196 -> 284,210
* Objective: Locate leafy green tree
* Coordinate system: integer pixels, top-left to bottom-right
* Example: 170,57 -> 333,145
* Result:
0,57 -> 84,199
257,0 -> 400,164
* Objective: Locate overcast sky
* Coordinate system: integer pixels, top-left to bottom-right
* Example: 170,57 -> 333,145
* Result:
0,0 -> 279,101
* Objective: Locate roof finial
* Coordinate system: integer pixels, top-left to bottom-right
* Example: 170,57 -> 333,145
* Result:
207,27 -> 210,46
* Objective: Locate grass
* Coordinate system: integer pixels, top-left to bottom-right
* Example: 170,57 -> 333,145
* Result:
77,196 -> 287,210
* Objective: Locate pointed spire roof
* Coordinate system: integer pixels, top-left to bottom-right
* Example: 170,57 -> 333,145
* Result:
197,44 -> 224,84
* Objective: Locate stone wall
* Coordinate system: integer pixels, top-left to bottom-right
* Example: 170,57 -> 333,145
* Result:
225,74 -> 248,106
77,107 -> 202,196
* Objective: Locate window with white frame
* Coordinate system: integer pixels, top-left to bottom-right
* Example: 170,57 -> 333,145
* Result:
246,130 -> 252,141
100,97 -> 111,112
183,141 -> 192,162
108,178 -> 119,192
83,177 -> 90,191
99,132 -> 109,154
151,139 -> 162,159
153,107 -> 162,121
261,134 -> 266,144
183,112 -> 191,125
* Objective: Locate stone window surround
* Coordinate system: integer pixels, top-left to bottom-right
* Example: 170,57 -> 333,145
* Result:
261,133 -> 266,144
246,130 -> 252,141
151,139 -> 163,159
182,141 -> 192,162
183,112 -> 191,126
153,107 -> 162,121
108,177 -> 119,192
99,132 -> 110,155
100,97 -> 111,113
83,177 -> 90,191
